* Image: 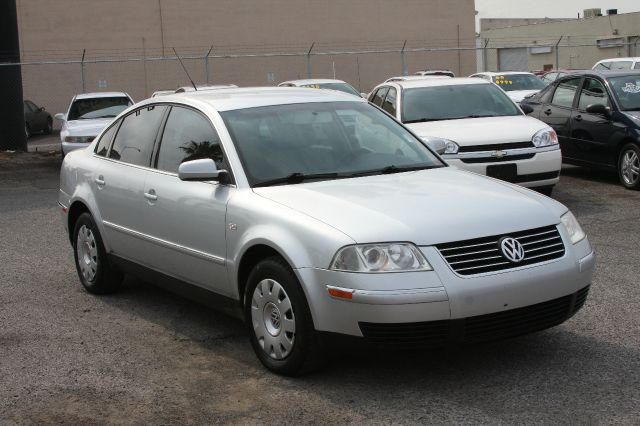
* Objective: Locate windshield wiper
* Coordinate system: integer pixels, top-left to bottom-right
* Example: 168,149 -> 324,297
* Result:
461,114 -> 494,119
253,172 -> 341,187
350,164 -> 440,177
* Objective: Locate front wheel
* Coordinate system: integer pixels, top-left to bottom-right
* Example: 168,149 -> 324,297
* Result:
244,256 -> 323,376
618,144 -> 640,190
72,212 -> 123,294
45,118 -> 53,134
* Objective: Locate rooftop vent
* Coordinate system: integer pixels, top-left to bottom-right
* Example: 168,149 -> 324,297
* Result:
584,8 -> 602,19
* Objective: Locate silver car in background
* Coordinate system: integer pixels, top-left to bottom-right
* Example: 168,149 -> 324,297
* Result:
59,88 -> 595,375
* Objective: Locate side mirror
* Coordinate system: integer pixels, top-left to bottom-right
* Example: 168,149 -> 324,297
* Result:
585,103 -> 610,117
178,158 -> 229,183
360,92 -> 369,99
520,104 -> 534,114
38,107 -> 46,112
54,113 -> 65,121
423,139 -> 447,155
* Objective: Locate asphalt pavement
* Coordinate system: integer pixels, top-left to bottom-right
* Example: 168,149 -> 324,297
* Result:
0,152 -> 639,425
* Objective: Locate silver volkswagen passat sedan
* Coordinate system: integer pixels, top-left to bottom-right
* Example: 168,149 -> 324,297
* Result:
59,87 -> 595,375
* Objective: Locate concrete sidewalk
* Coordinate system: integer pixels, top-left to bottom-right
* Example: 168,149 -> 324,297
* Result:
27,131 -> 61,153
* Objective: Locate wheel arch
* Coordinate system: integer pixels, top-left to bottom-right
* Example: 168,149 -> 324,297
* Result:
236,243 -> 291,307
67,200 -> 91,243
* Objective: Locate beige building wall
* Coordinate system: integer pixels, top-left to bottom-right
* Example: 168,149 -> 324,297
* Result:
480,12 -> 640,73
16,0 -> 476,116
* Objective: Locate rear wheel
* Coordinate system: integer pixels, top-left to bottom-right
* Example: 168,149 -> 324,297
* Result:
244,256 -> 324,376
72,212 -> 123,294
618,143 -> 640,190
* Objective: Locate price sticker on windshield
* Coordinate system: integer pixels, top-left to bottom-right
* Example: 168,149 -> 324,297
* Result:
302,84 -> 322,89
622,82 -> 640,94
495,76 -> 513,85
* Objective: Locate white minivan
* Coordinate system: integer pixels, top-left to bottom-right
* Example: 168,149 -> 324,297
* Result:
368,78 -> 562,195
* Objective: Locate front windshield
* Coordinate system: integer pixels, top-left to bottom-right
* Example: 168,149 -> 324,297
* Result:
221,102 -> 444,186
493,74 -> 546,91
402,84 -> 521,123
302,83 -> 361,97
609,75 -> 640,111
68,97 -> 131,120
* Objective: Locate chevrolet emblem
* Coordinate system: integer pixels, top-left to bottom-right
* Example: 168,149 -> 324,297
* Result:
492,150 -> 508,158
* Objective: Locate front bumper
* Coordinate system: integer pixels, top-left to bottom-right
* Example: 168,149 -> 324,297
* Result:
443,146 -> 561,188
298,229 -> 594,339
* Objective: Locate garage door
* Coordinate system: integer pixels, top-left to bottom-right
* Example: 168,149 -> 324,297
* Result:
498,48 -> 528,71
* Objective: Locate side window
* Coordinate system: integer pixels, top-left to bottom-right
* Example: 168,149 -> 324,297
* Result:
594,62 -> 611,71
109,105 -> 166,166
541,73 -> 557,84
634,62 -> 640,70
578,78 -> 611,110
381,87 -> 397,116
94,122 -> 119,157
371,87 -> 389,107
26,101 -> 38,111
156,106 -> 227,174
551,78 -> 582,108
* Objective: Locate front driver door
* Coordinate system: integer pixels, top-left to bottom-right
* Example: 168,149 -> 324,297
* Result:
139,106 -> 234,296
570,77 -> 620,166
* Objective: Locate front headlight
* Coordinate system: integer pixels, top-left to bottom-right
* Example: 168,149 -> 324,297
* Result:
561,211 -> 586,244
64,136 -> 94,144
420,136 -> 459,155
532,128 -> 559,148
330,243 -> 433,273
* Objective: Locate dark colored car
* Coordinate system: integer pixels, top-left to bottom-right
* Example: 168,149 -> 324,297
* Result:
24,100 -> 53,139
521,70 -> 640,189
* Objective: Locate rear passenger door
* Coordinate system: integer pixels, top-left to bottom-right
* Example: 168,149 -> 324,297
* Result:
139,105 -> 234,295
540,77 -> 582,159
94,104 -> 167,264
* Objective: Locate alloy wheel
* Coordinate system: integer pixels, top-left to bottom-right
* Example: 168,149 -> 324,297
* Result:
251,278 -> 296,360
76,225 -> 99,282
621,149 -> 640,186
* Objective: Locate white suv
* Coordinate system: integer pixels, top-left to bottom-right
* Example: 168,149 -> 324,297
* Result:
369,78 -> 561,194
593,57 -> 640,71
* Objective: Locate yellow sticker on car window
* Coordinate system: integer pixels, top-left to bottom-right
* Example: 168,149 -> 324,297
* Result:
302,84 -> 321,89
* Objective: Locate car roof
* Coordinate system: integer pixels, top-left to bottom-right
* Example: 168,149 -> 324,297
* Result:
151,87 -> 366,111
562,70 -> 640,78
385,75 -> 451,82
595,57 -> 640,63
74,92 -> 131,100
473,72 -> 536,76
386,77 -> 490,89
175,84 -> 238,92
279,79 -> 348,86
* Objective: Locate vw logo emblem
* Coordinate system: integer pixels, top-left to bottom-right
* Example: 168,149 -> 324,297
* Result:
500,237 -> 525,263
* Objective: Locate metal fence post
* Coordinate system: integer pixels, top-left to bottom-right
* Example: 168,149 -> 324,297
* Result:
401,40 -> 407,76
204,45 -> 213,84
306,42 -> 314,78
80,49 -> 86,92
482,38 -> 489,72
555,36 -> 563,69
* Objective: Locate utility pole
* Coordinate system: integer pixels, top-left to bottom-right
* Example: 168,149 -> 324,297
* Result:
0,0 -> 27,151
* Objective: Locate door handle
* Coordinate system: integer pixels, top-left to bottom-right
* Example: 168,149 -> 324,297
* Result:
574,115 -> 583,122
144,190 -> 158,201
543,109 -> 552,116
95,175 -> 105,186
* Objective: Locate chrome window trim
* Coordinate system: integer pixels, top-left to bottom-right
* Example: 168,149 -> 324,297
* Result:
102,220 -> 226,265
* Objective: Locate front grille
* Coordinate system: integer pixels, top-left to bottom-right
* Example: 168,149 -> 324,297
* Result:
359,286 -> 589,346
436,225 -> 565,276
461,153 -> 535,164
458,141 -> 534,153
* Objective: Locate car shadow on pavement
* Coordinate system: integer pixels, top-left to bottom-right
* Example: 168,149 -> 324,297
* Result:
561,164 -> 619,186
94,275 -> 638,423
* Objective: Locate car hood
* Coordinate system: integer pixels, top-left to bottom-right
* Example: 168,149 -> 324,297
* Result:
253,168 -> 566,245
505,90 -> 540,103
405,116 -> 548,146
623,111 -> 640,122
63,118 -> 113,136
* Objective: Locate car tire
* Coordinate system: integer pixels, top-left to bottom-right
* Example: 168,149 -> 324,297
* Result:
45,118 -> 53,134
72,212 -> 123,294
25,123 -> 30,139
244,256 -> 324,376
618,143 -> 640,190
536,185 -> 554,196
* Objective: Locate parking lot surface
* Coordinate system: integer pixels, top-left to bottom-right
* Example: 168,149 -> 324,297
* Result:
1,152 -> 639,424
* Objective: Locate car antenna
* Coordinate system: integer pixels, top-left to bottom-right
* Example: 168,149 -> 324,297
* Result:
173,47 -> 197,91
